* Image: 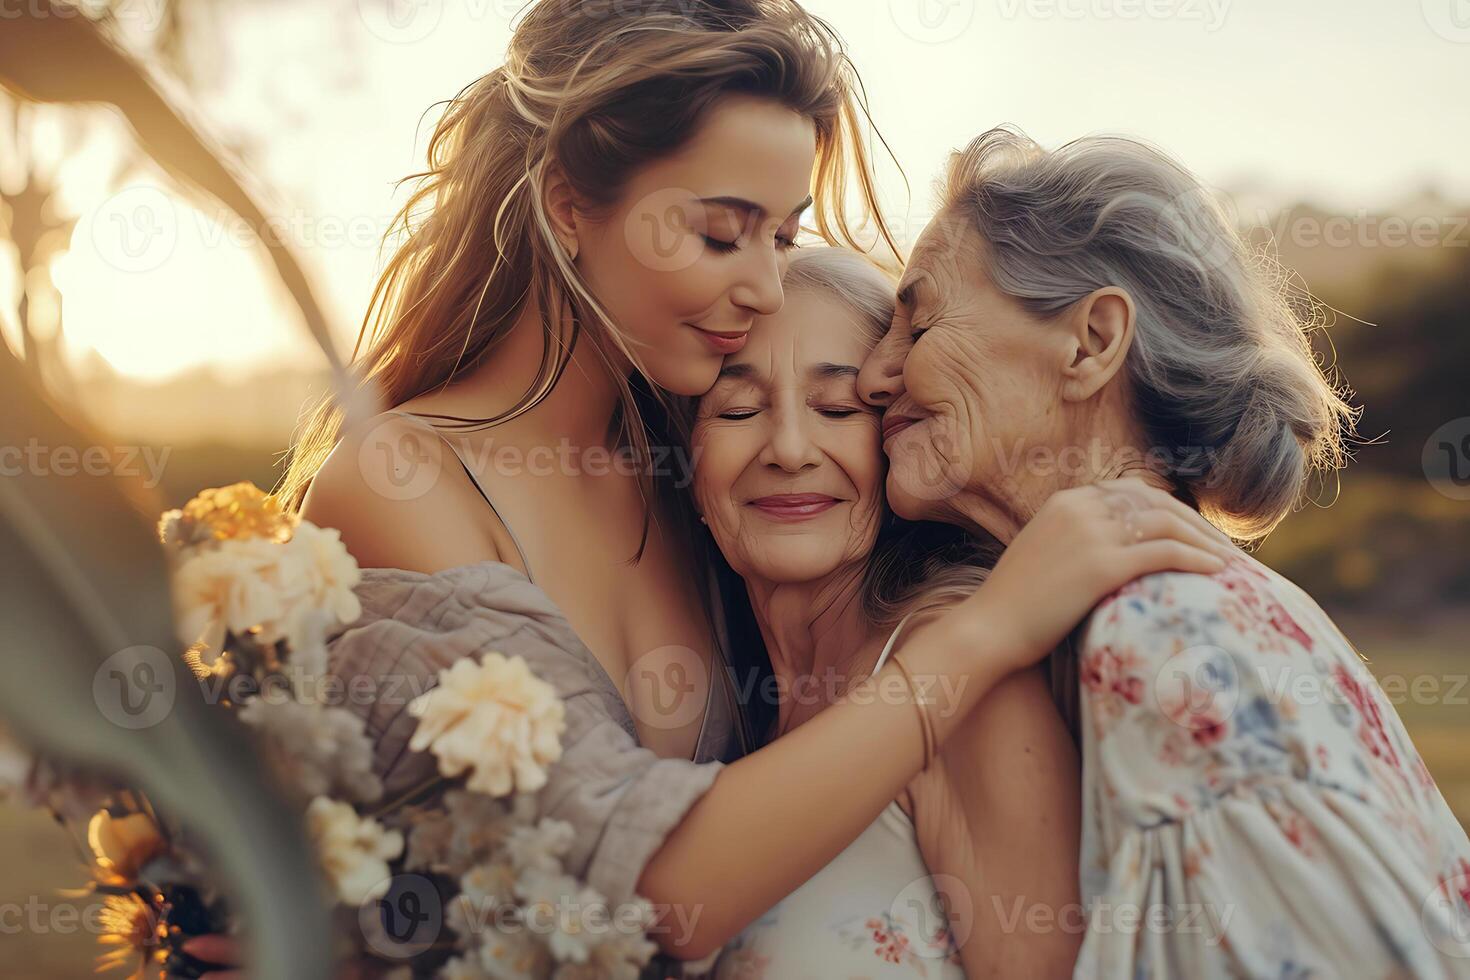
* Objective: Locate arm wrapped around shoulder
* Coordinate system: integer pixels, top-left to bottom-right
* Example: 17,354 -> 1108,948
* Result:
325,560 -> 723,909
1073,560 -> 1470,979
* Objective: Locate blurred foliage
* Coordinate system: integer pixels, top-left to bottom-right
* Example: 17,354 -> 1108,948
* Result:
0,6 -> 340,977
1254,230 -> 1470,616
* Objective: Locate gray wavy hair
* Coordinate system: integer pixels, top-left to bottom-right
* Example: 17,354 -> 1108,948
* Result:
938,126 -> 1358,543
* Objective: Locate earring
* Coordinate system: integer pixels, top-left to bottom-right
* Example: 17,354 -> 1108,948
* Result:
698,515 -> 707,524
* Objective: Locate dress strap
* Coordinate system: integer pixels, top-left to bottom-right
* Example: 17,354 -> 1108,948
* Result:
382,410 -> 537,584
870,610 -> 918,679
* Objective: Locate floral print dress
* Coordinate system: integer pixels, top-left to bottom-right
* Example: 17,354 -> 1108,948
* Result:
1076,554 -> 1470,978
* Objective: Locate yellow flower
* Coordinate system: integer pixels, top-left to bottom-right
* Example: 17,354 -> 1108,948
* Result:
408,653 -> 566,798
96,891 -> 164,978
87,810 -> 167,883
306,797 -> 403,906
181,482 -> 297,544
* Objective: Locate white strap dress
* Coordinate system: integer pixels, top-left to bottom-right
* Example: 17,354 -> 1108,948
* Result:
711,613 -> 966,979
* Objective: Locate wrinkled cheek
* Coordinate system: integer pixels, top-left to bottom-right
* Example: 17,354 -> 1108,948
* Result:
887,416 -> 975,506
844,496 -> 885,558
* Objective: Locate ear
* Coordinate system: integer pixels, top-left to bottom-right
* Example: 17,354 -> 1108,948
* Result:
1060,287 -> 1134,402
541,164 -> 581,260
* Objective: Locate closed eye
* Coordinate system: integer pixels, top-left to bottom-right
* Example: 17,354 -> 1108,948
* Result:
717,408 -> 759,420
817,407 -> 863,419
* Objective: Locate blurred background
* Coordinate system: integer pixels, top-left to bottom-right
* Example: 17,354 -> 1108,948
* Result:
2,0 -> 1467,973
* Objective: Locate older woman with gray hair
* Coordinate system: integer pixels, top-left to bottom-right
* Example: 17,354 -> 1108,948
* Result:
858,127 -> 1470,977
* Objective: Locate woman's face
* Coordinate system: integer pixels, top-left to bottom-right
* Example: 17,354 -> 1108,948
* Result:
572,93 -> 817,396
856,212 -> 1066,533
692,288 -> 885,585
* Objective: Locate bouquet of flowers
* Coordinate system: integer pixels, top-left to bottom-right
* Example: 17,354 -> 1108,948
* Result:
1,482 -> 659,979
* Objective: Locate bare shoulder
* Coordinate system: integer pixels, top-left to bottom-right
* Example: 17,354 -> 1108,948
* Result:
300,412 -> 502,575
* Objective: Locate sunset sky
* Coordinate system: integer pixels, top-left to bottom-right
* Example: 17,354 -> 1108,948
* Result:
27,0 -> 1470,383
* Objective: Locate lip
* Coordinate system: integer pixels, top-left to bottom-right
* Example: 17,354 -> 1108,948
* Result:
687,323 -> 749,354
881,413 -> 920,445
746,493 -> 842,522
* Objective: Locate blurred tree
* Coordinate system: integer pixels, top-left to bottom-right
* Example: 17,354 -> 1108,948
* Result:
0,5 -> 364,977
0,98 -> 77,393
0,0 -> 346,380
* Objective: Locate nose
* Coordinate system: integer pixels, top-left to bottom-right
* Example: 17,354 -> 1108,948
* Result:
759,402 -> 823,473
858,321 -> 910,408
729,244 -> 787,318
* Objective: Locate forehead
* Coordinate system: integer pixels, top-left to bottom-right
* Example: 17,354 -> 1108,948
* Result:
898,214 -> 981,304
630,95 -> 817,217
717,290 -> 873,382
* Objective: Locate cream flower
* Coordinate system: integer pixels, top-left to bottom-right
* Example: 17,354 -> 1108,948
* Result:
404,790 -> 535,877
171,537 -> 291,656
280,522 -> 362,633
239,698 -> 382,803
305,796 -> 403,906
170,519 -> 361,662
408,654 -> 566,798
474,925 -> 552,980
515,868 -> 601,965
445,859 -> 517,944
555,929 -> 660,980
504,819 -> 574,875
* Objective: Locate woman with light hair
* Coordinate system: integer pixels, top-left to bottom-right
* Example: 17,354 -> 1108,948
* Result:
858,126 -> 1470,977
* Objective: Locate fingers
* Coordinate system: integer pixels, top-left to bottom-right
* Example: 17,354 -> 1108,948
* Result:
1127,509 -> 1236,562
1121,539 -> 1228,580
1095,479 -> 1236,554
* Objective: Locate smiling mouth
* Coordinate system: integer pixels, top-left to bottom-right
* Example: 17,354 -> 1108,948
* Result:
881,414 -> 920,444
687,323 -> 749,354
746,493 -> 842,521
